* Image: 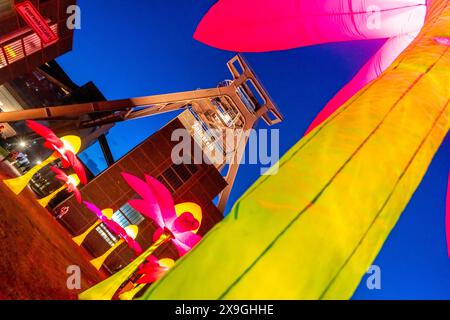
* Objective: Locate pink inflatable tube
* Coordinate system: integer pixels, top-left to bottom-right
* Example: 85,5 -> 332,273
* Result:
194,0 -> 427,132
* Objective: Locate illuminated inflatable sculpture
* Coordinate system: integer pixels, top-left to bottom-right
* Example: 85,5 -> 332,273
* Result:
123,172 -> 202,256
83,201 -> 143,270
137,0 -> 449,299
119,256 -> 175,300
72,208 -> 114,246
194,0 -> 428,134
79,173 -> 202,300
37,167 -> 81,207
3,120 -> 86,195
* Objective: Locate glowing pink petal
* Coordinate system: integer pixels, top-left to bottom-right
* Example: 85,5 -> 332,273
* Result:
172,238 -> 192,257
83,201 -> 104,220
175,232 -> 202,249
173,212 -> 200,234
195,0 -> 427,136
72,187 -> 82,204
142,255 -> 159,268
136,268 -> 167,284
172,232 -> 202,257
50,166 -> 68,182
65,152 -> 87,185
124,236 -> 143,255
144,175 -> 177,224
83,204 -> 123,235
305,33 -> 418,134
152,227 -> 164,243
83,201 -> 142,255
104,219 -> 125,238
194,0 -> 426,52
121,172 -> 160,205
26,120 -> 64,150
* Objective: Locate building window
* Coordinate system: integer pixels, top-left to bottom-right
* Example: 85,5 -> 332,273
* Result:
23,33 -> 42,55
0,50 -> 6,68
186,162 -> 198,175
173,164 -> 191,182
96,223 -> 118,247
0,24 -> 58,66
162,167 -> 183,191
157,175 -> 173,193
3,40 -> 25,63
157,163 -> 198,193
112,202 -> 145,228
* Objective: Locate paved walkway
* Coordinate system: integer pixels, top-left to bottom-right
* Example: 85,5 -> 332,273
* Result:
0,162 -> 106,299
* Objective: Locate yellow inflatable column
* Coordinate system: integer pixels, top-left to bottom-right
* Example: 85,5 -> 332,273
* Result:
139,0 -> 450,300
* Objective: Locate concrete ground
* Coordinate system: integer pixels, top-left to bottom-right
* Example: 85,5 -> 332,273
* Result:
0,161 -> 106,299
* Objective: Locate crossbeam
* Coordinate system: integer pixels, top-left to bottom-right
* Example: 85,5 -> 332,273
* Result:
0,54 -> 283,213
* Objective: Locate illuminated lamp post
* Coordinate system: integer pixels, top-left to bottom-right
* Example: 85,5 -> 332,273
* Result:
37,167 -> 82,207
3,120 -> 86,195
78,173 -> 202,300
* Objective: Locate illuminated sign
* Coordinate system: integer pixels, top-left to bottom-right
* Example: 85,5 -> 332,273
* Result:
15,1 -> 58,45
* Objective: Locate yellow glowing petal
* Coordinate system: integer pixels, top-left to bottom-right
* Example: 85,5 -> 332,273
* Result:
67,174 -> 80,187
60,135 -> 82,154
124,225 -> 139,240
175,202 -> 202,233
102,208 -> 114,220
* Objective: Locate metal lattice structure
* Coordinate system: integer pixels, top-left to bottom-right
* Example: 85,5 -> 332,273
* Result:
0,54 -> 283,213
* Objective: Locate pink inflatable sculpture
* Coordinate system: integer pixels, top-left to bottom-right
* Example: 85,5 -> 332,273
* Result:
50,166 -> 82,203
84,201 -> 143,255
121,172 -> 202,256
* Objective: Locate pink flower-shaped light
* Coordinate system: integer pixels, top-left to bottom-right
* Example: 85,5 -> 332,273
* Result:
26,120 -> 87,184
50,166 -> 82,203
121,172 -> 202,257
83,201 -> 143,255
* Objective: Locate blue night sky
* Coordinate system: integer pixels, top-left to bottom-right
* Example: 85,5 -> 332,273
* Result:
57,0 -> 450,299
